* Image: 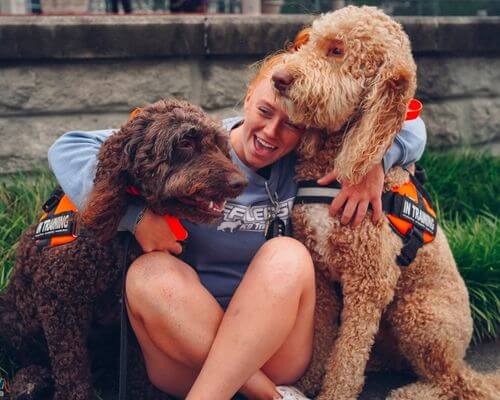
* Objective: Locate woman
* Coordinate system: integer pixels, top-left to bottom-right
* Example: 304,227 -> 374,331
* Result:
48,53 -> 426,400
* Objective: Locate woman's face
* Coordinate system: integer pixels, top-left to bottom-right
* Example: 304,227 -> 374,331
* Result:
231,78 -> 305,171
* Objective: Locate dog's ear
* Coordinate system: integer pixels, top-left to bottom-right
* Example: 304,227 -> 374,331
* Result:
334,63 -> 415,184
80,113 -> 147,241
291,28 -> 311,52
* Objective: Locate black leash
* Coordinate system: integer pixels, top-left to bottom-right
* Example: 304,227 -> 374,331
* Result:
118,232 -> 133,400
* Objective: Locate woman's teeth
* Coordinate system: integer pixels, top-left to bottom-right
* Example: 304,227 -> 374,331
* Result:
255,137 -> 278,152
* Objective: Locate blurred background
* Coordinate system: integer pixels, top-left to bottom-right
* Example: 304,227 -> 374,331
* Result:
1,0 -> 500,16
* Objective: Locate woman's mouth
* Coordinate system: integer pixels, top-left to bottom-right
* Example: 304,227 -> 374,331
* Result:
253,136 -> 278,157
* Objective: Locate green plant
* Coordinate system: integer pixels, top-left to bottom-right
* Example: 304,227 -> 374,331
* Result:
0,170 -> 56,292
420,150 -> 500,220
440,212 -> 499,342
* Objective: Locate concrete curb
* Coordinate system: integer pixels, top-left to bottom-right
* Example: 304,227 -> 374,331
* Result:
1,15 -> 500,60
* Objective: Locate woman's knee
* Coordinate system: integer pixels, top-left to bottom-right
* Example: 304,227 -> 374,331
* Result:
125,251 -> 199,314
254,237 -> 315,290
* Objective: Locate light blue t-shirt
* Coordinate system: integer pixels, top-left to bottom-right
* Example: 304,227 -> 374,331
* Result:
48,116 -> 426,308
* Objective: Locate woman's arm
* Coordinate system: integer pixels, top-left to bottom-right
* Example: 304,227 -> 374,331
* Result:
319,117 -> 427,226
48,130 -> 181,253
48,130 -> 112,211
382,117 -> 427,173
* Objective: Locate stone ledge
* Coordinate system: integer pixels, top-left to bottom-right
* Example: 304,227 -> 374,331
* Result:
0,15 -> 205,59
1,15 -> 500,60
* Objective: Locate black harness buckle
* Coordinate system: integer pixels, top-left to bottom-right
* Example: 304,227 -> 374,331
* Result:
42,186 -> 65,213
396,226 -> 424,267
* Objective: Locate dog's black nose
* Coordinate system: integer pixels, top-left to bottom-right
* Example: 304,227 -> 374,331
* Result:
272,70 -> 294,95
228,174 -> 248,192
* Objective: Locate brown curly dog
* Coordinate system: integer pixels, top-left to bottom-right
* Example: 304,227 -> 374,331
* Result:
0,99 -> 247,400
270,6 -> 500,400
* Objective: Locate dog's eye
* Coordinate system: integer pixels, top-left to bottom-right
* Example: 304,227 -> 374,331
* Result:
178,139 -> 194,150
328,47 -> 344,57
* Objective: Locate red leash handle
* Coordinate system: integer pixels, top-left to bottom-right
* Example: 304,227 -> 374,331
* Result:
125,186 -> 188,242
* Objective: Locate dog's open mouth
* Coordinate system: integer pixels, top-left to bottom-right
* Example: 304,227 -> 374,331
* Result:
178,196 -> 227,216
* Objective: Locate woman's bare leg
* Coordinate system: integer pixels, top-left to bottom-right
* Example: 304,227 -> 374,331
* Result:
186,236 -> 316,400
125,251 -> 278,399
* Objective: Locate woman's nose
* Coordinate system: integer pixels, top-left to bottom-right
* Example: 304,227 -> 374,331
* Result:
263,118 -> 280,138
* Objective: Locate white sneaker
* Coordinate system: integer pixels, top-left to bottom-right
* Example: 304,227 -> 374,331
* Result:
275,385 -> 311,399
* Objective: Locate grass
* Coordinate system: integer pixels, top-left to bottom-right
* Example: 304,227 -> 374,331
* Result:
420,150 -> 500,220
0,169 -> 56,292
0,150 -> 499,382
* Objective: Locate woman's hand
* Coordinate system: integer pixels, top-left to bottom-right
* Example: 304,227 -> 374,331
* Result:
134,209 -> 183,255
317,162 -> 385,227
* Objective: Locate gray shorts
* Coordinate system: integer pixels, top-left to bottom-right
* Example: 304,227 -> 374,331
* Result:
197,271 -> 242,311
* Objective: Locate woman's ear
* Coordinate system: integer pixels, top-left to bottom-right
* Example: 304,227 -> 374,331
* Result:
334,63 -> 416,184
243,90 -> 251,110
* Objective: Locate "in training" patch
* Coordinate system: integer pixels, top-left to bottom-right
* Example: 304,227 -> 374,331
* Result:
34,211 -> 77,241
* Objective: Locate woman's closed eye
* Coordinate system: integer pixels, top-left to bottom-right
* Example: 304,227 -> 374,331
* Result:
258,106 -> 272,117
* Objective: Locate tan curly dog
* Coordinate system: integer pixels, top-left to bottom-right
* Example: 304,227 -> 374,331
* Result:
269,6 -> 500,400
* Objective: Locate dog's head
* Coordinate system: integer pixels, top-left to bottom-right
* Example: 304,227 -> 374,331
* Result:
272,6 -> 416,184
81,99 -> 247,241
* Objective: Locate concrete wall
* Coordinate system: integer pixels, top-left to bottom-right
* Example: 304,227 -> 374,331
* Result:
1,15 -> 499,173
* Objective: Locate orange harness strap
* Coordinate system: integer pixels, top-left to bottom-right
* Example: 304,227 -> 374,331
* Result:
35,187 -> 78,250
382,173 -> 437,266
385,181 -> 437,244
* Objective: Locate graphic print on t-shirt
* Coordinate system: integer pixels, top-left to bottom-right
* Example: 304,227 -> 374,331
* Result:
217,198 -> 294,233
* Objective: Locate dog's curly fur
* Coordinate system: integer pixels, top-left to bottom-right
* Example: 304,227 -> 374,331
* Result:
271,6 -> 500,400
0,99 -> 246,400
